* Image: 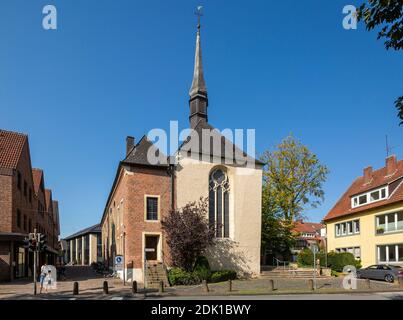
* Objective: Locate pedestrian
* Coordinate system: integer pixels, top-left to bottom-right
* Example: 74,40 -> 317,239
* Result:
39,262 -> 48,294
44,270 -> 52,293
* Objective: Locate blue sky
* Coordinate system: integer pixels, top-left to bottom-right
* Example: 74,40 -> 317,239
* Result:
0,0 -> 402,237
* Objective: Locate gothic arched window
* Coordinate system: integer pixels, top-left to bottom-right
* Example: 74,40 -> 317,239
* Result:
209,168 -> 230,238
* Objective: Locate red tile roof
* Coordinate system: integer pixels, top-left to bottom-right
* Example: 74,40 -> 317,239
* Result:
0,129 -> 27,169
293,221 -> 324,234
324,156 -> 403,222
32,168 -> 43,195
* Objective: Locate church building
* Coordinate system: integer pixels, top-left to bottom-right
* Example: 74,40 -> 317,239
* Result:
100,20 -> 263,283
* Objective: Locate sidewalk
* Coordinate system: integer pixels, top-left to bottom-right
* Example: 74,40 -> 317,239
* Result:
0,276 -> 401,300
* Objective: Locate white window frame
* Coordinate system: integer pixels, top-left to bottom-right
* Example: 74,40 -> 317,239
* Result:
335,219 -> 360,237
376,211 -> 403,234
351,186 -> 389,209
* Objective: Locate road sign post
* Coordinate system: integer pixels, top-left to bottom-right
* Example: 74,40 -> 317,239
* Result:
311,245 -> 319,290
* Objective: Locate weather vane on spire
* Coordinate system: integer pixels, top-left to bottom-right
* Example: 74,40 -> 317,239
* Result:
195,6 -> 203,30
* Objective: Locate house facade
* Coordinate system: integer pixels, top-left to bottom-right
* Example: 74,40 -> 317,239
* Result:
291,221 -> 326,261
324,155 -> 403,267
101,21 -> 262,282
0,129 -> 60,282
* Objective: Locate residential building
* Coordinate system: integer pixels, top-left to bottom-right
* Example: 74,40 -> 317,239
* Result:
101,21 -> 263,283
324,155 -> 403,267
63,224 -> 102,265
0,129 -> 60,281
291,221 -> 326,261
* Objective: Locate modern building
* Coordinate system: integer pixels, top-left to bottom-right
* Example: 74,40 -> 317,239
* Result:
101,20 -> 263,283
63,224 -> 102,265
0,129 -> 60,282
324,155 -> 403,267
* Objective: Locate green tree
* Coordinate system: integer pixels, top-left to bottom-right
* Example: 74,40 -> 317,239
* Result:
357,0 -> 402,124
261,136 -> 329,222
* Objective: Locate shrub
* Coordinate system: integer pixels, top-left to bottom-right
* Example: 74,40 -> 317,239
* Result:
297,249 -> 361,272
327,252 -> 361,272
297,248 -> 314,267
193,256 -> 211,281
168,268 -> 201,286
209,270 -> 237,283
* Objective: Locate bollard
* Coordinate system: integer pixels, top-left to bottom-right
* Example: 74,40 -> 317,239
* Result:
268,279 -> 274,292
308,279 -> 314,291
73,282 -> 79,295
159,281 -> 165,294
202,280 -> 209,293
228,279 -> 232,292
103,280 -> 109,294
132,281 -> 138,294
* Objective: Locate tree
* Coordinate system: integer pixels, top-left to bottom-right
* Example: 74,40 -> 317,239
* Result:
261,184 -> 296,260
356,1 -> 403,124
161,197 -> 215,272
260,135 -> 329,222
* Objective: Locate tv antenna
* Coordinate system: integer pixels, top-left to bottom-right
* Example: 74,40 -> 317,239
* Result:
385,135 -> 397,157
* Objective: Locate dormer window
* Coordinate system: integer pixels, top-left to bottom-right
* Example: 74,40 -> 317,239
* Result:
351,186 -> 388,208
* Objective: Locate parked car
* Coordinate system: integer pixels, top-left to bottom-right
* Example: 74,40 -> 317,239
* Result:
357,265 -> 403,283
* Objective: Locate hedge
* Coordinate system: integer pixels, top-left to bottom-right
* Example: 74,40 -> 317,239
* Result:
168,256 -> 237,286
297,248 -> 361,272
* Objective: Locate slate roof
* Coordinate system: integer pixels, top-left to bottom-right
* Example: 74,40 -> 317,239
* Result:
64,224 -> 101,240
179,120 -> 264,166
324,157 -> 403,222
123,135 -> 168,167
0,129 -> 27,169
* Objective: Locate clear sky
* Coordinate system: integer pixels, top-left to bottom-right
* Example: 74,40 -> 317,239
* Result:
1,0 -> 402,237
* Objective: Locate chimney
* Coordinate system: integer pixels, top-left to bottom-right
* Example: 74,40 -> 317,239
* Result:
386,155 -> 397,176
126,136 -> 135,156
363,166 -> 373,184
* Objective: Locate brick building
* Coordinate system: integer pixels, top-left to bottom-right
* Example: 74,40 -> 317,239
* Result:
0,129 -> 60,282
101,137 -> 172,282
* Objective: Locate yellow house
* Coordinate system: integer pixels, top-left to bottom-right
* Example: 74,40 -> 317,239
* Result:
324,155 -> 403,268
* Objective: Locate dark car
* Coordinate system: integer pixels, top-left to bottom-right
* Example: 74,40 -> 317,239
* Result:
357,265 -> 403,283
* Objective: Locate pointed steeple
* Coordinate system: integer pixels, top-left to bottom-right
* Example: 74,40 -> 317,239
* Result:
189,9 -> 208,128
189,25 -> 207,97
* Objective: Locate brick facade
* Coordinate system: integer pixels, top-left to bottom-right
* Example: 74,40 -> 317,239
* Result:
101,161 -> 172,282
0,129 -> 60,281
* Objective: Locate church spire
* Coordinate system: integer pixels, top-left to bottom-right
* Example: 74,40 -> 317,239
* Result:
189,7 -> 208,128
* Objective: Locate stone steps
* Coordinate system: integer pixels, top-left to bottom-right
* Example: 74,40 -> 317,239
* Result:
145,262 -> 169,288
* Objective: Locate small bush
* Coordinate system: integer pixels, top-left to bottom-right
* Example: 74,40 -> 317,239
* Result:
193,256 -> 211,281
168,268 -> 201,286
209,270 -> 237,283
